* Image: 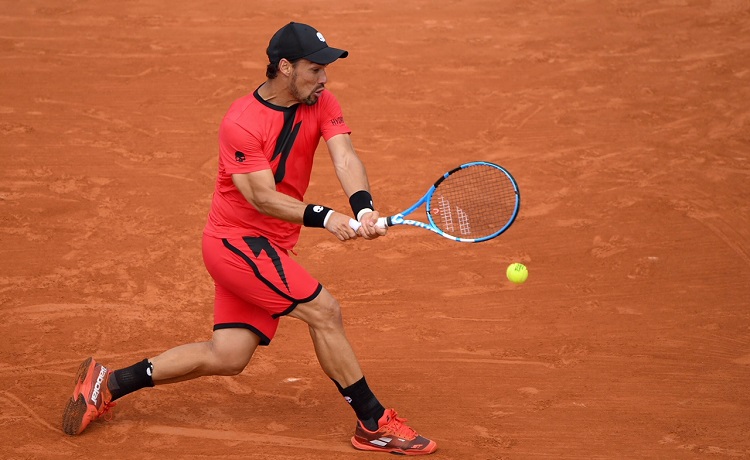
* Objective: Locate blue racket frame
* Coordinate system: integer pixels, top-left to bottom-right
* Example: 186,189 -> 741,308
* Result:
385,161 -> 520,243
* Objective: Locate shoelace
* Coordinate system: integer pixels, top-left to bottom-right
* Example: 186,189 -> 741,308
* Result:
100,400 -> 117,421
382,412 -> 417,440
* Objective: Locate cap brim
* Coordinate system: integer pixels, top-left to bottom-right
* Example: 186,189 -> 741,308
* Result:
304,47 -> 349,65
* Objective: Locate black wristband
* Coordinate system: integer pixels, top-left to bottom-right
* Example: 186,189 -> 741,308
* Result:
349,190 -> 374,221
303,204 -> 333,228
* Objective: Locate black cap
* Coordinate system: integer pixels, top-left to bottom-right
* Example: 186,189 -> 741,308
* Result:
267,22 -> 348,65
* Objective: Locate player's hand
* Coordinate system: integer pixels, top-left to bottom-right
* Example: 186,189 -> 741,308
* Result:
325,212 -> 359,241
357,211 -> 387,240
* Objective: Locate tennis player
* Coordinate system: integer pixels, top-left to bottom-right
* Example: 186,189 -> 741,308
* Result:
61,21 -> 436,456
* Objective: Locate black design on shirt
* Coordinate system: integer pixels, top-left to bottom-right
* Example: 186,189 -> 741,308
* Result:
272,107 -> 301,184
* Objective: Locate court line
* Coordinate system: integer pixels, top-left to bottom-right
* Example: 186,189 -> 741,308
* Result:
145,425 -> 355,453
360,357 -> 554,368
0,390 -> 76,444
0,351 -> 164,375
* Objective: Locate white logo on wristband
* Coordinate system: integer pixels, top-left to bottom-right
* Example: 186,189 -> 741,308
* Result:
313,205 -> 324,213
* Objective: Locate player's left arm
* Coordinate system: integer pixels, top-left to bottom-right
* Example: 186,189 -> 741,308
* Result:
326,133 -> 385,239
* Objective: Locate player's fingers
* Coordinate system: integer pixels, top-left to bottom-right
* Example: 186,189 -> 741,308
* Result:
359,231 -> 376,240
334,229 -> 353,241
331,213 -> 359,240
340,224 -> 358,240
364,219 -> 386,238
363,225 -> 379,239
354,212 -> 383,238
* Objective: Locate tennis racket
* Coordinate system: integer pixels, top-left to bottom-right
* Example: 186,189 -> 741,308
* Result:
349,161 -> 520,243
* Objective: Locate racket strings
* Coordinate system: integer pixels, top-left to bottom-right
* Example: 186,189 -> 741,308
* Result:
429,165 -> 518,239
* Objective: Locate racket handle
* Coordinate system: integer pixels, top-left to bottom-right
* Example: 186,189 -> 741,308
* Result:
349,217 -> 388,231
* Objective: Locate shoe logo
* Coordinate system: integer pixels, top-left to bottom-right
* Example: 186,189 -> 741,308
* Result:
90,367 -> 107,406
370,437 -> 391,447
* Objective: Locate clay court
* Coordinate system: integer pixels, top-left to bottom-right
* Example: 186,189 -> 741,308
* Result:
2,1 -> 749,458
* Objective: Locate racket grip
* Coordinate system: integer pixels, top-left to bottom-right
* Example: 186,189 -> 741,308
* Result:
349,217 -> 388,231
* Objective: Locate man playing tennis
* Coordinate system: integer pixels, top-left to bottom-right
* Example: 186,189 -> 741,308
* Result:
61,21 -> 437,456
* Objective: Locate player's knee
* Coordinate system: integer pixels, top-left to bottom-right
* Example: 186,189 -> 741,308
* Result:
207,328 -> 259,376
210,346 -> 251,376
315,297 -> 343,326
300,297 -> 344,330
215,355 -> 249,375
290,288 -> 346,331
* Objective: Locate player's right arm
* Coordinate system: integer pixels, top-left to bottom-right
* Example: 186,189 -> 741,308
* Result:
231,171 -> 357,241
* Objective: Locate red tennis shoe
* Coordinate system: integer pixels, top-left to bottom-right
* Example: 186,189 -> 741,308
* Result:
351,408 -> 437,455
62,357 -> 116,435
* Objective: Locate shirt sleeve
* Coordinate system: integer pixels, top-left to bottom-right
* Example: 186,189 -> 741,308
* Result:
219,117 -> 271,175
318,91 -> 352,141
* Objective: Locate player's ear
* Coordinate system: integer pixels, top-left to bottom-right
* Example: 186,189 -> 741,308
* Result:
279,59 -> 293,77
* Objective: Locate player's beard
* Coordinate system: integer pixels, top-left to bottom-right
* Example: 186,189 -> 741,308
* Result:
289,71 -> 321,106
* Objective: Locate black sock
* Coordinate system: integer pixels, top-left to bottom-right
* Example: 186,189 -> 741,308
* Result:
333,376 -> 385,431
108,359 -> 155,401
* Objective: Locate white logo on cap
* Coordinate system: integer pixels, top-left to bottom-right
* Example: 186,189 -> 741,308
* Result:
316,32 -> 326,42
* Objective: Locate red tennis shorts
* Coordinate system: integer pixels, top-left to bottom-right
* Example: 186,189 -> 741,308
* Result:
202,234 -> 322,345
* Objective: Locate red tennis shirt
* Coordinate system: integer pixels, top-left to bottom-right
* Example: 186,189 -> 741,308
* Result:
203,88 -> 351,251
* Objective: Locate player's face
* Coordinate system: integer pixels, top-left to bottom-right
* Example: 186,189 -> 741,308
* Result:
289,60 -> 328,106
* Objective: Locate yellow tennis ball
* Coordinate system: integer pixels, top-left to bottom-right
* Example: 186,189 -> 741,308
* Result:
506,263 -> 528,284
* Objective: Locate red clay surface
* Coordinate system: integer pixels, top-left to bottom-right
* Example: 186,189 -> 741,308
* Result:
2,1 -> 750,459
